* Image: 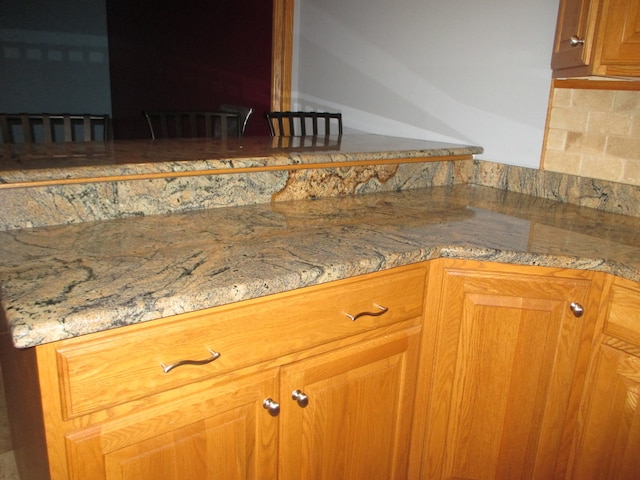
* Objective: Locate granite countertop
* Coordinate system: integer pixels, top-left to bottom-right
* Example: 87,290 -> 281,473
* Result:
1,184 -> 639,349
0,134 -> 482,186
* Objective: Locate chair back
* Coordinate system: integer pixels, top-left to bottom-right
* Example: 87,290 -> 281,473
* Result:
265,111 -> 343,136
0,113 -> 111,144
218,105 -> 254,137
144,110 -> 248,139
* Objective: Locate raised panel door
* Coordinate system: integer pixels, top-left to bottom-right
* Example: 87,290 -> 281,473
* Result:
278,328 -> 421,480
416,260 -> 597,480
568,343 -> 640,479
599,0 -> 640,72
551,0 -> 594,71
64,371 -> 279,480
551,0 -> 640,76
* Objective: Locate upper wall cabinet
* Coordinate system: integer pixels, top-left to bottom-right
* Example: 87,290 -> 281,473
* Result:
552,0 -> 640,77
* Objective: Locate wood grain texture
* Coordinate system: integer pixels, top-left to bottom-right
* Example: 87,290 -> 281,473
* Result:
552,0 -> 640,77
412,259 -> 600,480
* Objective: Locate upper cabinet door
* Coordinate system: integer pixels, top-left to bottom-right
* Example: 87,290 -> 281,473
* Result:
598,0 -> 640,74
552,0 -> 640,77
551,0 -> 594,72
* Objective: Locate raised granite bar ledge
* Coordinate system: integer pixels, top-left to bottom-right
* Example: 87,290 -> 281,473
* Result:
1,136 -> 640,349
0,134 -> 482,184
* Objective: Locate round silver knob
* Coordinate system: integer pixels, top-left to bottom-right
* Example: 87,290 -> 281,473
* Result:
292,389 -> 309,408
569,35 -> 585,47
263,398 -> 280,417
570,302 -> 584,317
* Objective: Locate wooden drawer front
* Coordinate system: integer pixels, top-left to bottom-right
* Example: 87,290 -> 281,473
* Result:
606,277 -> 640,346
56,264 -> 427,418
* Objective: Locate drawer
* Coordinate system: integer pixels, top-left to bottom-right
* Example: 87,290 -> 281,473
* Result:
55,263 -> 427,418
605,277 -> 640,347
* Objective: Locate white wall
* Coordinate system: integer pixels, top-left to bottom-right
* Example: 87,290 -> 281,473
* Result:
0,0 -> 111,115
292,0 -> 559,168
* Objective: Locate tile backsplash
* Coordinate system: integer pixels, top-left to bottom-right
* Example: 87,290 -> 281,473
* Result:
543,84 -> 640,186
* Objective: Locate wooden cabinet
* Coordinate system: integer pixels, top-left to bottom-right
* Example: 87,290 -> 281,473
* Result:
59,330 -> 420,480
409,259 -> 601,479
2,263 -> 427,480
567,276 -> 640,479
278,331 -> 420,480
64,371 -> 280,480
7,257 -> 640,479
552,0 -> 640,77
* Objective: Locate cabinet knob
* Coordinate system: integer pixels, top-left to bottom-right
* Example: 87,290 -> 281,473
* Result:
570,302 -> 584,317
263,398 -> 281,417
569,35 -> 585,47
292,389 -> 309,408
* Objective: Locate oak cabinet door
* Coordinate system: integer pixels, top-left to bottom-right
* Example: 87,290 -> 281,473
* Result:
551,0 -> 592,72
568,344 -> 640,479
598,0 -> 640,73
417,261 -> 597,480
552,0 -> 640,76
64,371 -> 279,480
278,329 -> 420,480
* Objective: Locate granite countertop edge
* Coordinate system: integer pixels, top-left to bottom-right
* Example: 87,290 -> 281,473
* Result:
2,185 -> 639,349
0,136 -> 484,184
4,243 -> 637,350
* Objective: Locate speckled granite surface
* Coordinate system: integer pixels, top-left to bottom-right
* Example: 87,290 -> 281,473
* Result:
1,185 -> 639,348
0,135 -> 480,184
0,135 -> 481,231
2,137 -> 640,231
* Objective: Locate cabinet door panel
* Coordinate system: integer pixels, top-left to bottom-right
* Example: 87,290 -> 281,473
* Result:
279,330 -> 420,480
420,262 -> 596,480
569,344 -> 640,480
65,371 -> 278,480
600,0 -> 640,67
552,0 -> 592,70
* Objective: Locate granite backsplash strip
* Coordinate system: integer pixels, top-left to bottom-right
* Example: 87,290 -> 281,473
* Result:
472,160 -> 640,217
2,157 -> 639,231
0,161 -> 472,230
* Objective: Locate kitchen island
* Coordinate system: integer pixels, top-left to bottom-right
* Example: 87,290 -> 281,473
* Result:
1,135 -> 639,479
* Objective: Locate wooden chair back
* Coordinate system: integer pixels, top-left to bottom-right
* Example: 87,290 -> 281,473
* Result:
144,110 -> 249,140
218,105 -> 254,137
0,114 -> 111,144
265,111 -> 343,136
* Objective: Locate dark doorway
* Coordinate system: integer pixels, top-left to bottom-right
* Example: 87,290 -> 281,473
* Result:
106,0 -> 273,139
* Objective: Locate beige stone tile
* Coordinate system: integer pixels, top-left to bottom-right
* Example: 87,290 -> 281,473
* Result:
579,154 -> 625,183
587,111 -> 632,136
572,89 -> 615,110
565,132 -> 606,154
552,88 -> 572,107
622,158 -> 640,185
613,90 -> 640,111
542,150 -> 582,174
548,107 -> 589,132
629,116 -> 640,137
545,129 -> 567,151
606,136 -> 640,160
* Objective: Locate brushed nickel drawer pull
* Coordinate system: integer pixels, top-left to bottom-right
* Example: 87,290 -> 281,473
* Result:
345,304 -> 389,321
161,348 -> 221,373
